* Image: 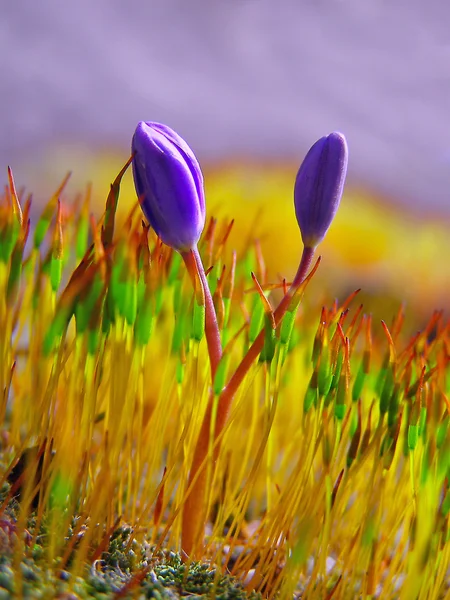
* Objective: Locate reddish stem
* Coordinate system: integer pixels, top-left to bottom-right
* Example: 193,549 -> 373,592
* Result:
181,245 -> 315,558
214,245 -> 315,437
181,246 -> 222,382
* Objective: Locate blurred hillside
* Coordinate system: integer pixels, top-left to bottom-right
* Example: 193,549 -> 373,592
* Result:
26,155 -> 448,325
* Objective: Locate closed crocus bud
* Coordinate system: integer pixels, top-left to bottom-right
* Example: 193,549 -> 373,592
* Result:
294,132 -> 348,248
132,122 -> 206,252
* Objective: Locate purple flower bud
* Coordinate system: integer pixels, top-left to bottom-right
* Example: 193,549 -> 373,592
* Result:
294,132 -> 348,248
132,122 -> 206,252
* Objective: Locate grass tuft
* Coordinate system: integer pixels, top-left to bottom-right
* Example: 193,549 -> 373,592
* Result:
0,164 -> 449,598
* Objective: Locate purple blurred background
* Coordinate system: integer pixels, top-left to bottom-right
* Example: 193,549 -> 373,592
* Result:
1,0 -> 450,213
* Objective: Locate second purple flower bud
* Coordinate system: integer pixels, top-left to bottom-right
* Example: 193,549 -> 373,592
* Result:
294,132 -> 348,249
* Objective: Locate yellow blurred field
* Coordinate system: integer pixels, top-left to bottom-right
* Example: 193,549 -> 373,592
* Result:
21,148 -> 449,325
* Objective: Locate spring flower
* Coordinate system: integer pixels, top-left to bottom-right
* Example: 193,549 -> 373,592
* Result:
294,132 -> 348,248
132,122 -> 206,252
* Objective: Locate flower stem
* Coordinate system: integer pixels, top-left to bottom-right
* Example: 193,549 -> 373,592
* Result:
180,245 -> 222,559
181,246 -> 222,382
214,245 -> 315,437
181,245 -> 316,558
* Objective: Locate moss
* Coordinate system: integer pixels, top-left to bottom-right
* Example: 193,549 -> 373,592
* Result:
0,513 -> 259,599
